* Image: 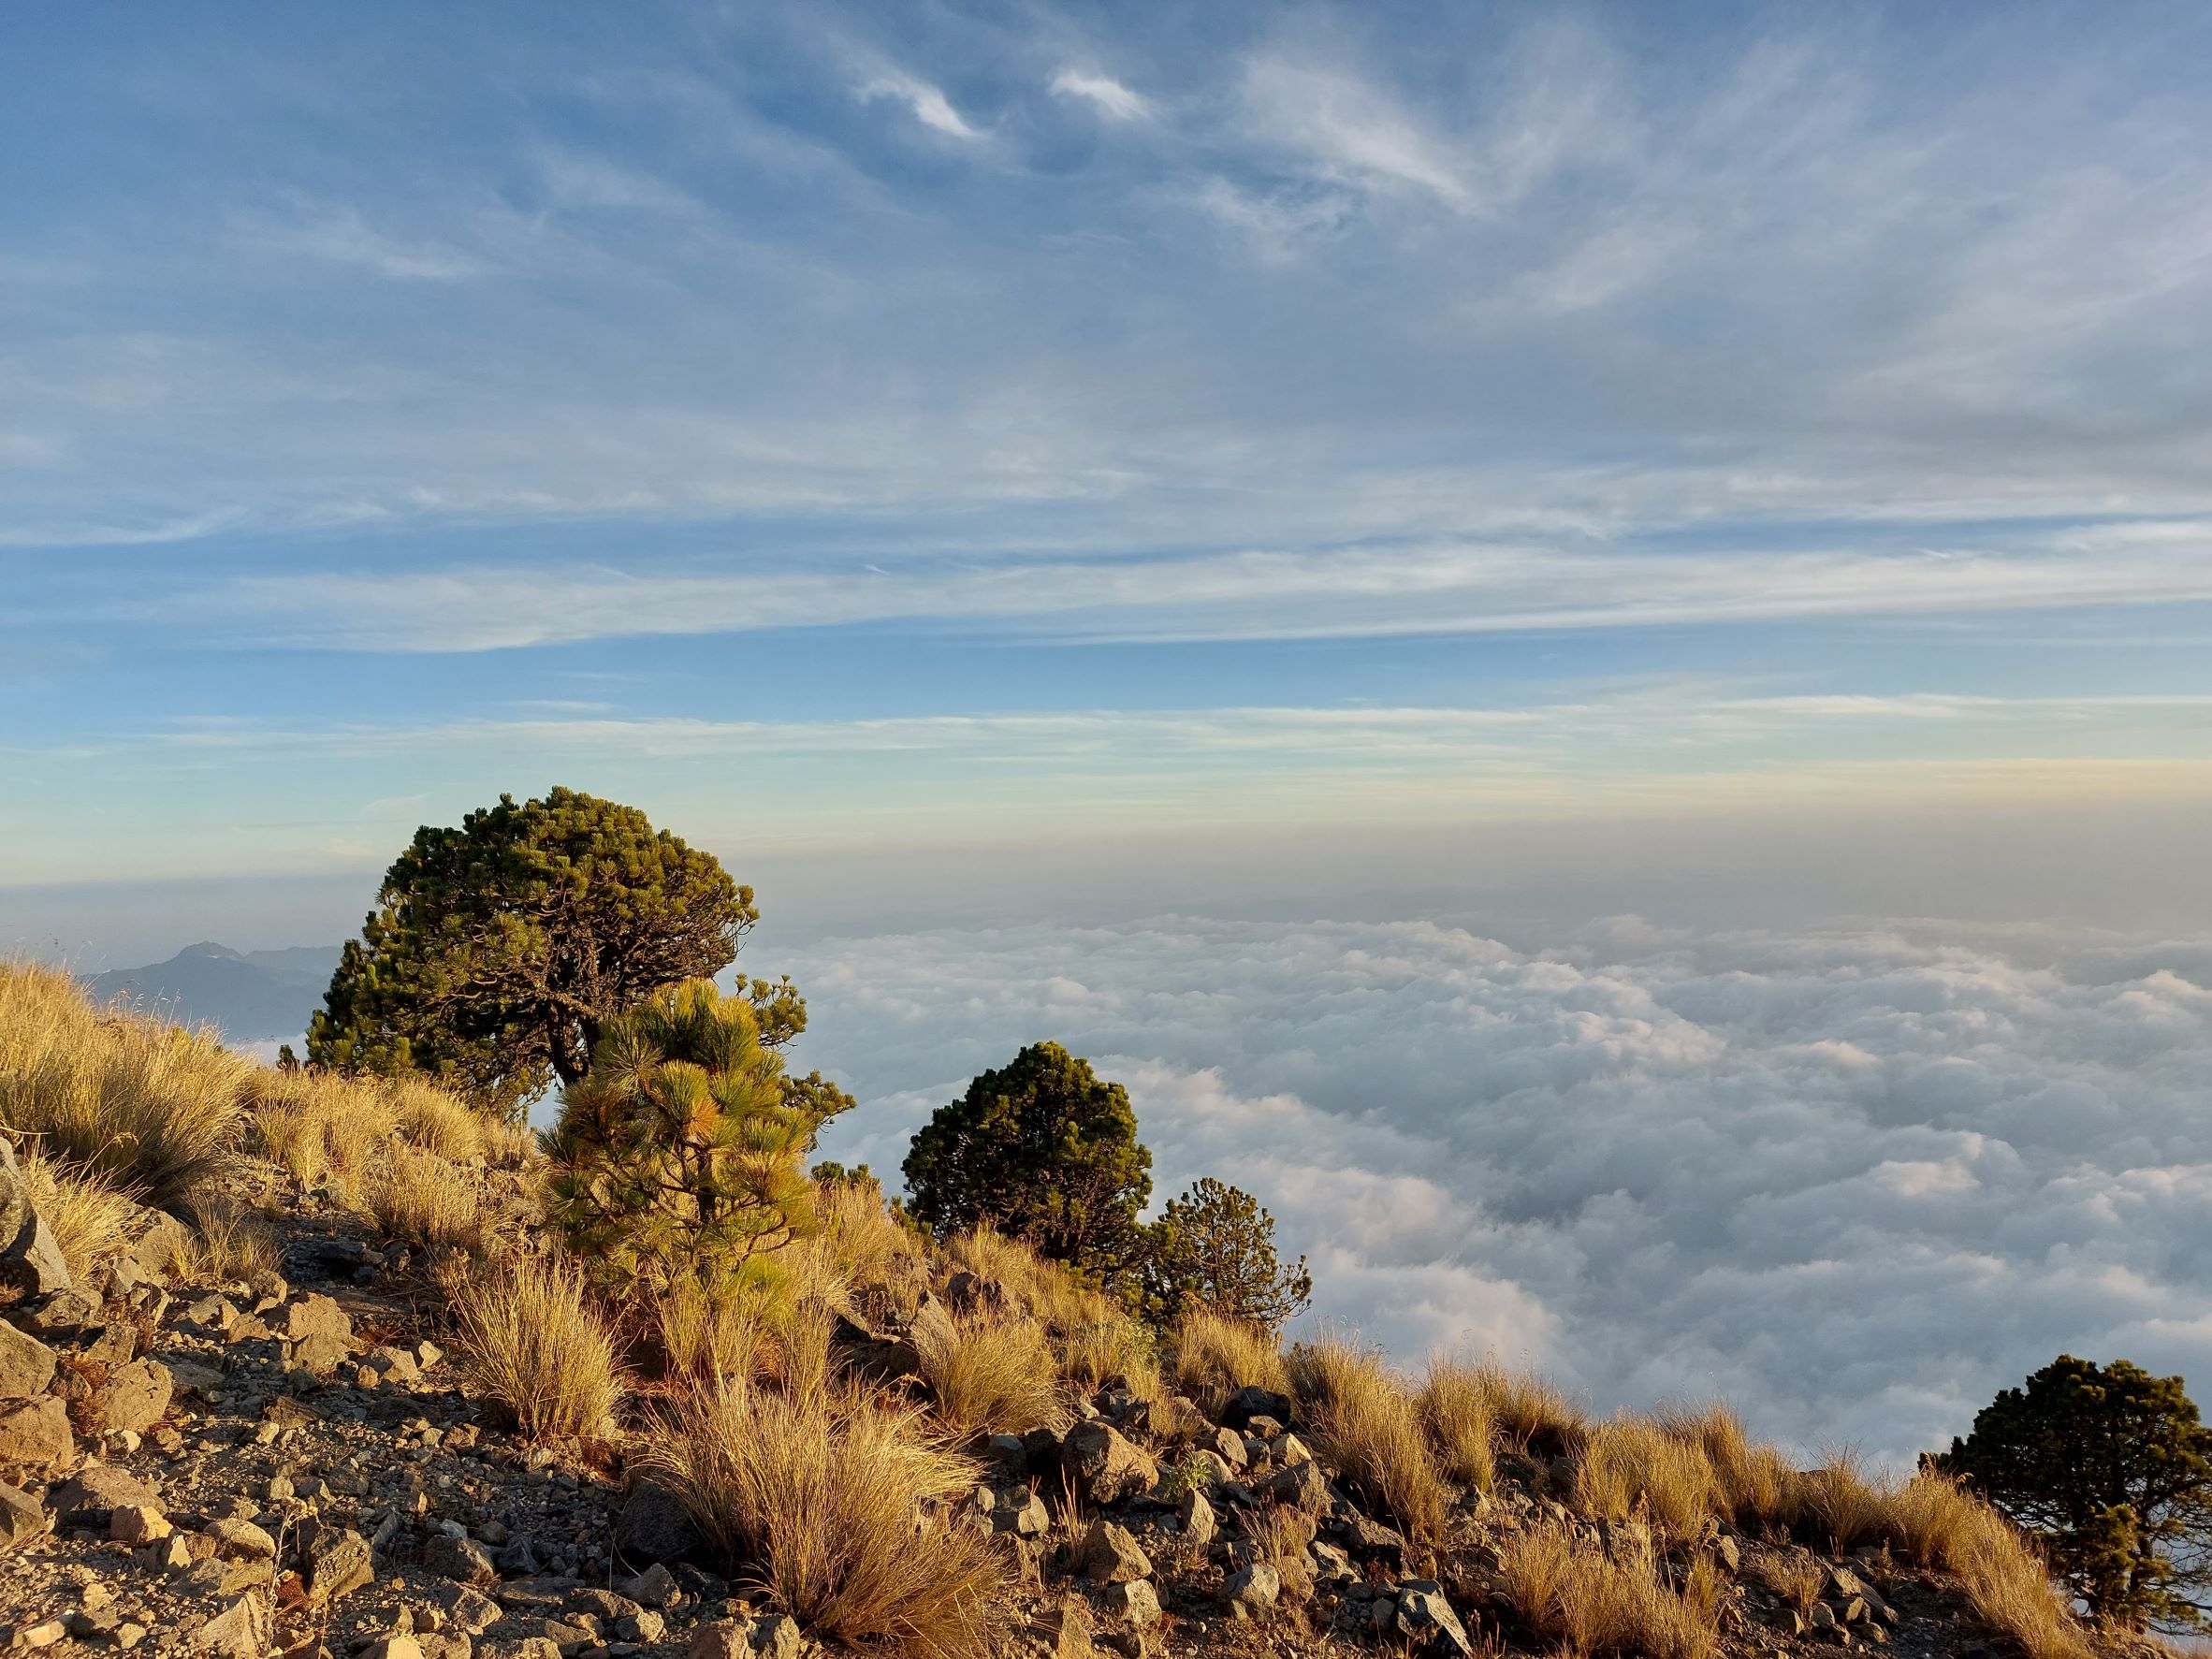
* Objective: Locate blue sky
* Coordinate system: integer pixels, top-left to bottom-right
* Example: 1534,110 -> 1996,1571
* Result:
7,0 -> 2212,952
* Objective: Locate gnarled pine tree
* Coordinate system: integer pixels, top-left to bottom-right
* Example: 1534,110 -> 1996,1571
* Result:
309,788 -> 801,1115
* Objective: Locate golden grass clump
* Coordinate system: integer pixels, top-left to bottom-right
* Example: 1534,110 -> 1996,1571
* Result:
658,1282 -> 779,1391
1752,1548 -> 1824,1616
1661,1403 -> 1797,1535
1796,1449 -> 1889,1555
1169,1306 -> 1292,1417
1573,1414 -> 1722,1538
173,1196 -> 283,1283
1498,1522 -> 1720,1659
1474,1360 -> 1589,1458
388,1078 -> 485,1162
452,1253 -> 628,1440
1419,1358 -> 1499,1492
358,1146 -> 487,1252
813,1177 -> 925,1314
248,1070 -> 395,1188
1288,1336 -> 1448,1539
1878,1474 -> 2090,1659
1059,1314 -> 1165,1404
916,1314 -> 1069,1437
940,1223 -> 1106,1337
648,1375 -> 1009,1659
20,1150 -> 138,1281
0,959 -> 253,1207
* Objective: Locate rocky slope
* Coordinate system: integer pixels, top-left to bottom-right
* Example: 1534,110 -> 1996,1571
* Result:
0,1138 -> 2129,1659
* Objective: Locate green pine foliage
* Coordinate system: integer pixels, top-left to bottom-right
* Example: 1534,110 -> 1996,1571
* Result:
1936,1354 -> 2212,1631
902,1041 -> 1152,1286
309,787 -> 795,1114
1142,1176 -> 1313,1331
542,978 -> 848,1301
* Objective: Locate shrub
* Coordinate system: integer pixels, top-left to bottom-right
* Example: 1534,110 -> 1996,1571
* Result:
1573,1415 -> 1722,1538
904,1042 -> 1152,1285
917,1315 -> 1068,1437
0,960 -> 252,1207
544,979 -> 818,1299
21,1152 -> 138,1280
1935,1353 -> 2212,1632
1288,1336 -> 1448,1539
452,1253 -> 627,1439
647,1375 -> 1008,1659
1170,1306 -> 1291,1417
1420,1359 -> 1499,1492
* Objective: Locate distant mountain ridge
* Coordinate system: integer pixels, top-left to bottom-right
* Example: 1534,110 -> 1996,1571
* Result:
87,939 -> 341,1042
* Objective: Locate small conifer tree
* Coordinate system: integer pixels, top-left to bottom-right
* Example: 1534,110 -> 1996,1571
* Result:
1142,1176 -> 1312,1331
544,979 -> 838,1300
903,1041 -> 1152,1285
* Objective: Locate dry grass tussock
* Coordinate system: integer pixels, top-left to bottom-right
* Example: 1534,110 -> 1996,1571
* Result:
251,1070 -> 517,1190
1872,1471 -> 2090,1659
172,1195 -> 283,1283
0,958 -> 253,1207
250,1070 -> 393,1187
1471,1359 -> 1588,1458
451,1252 -> 627,1440
647,1368 -> 1009,1659
658,1282 -> 780,1392
1574,1414 -> 1723,1538
1288,1336 -> 1448,1539
357,1145 -> 488,1252
1419,1358 -> 1499,1492
1661,1403 -> 1796,1535
1498,1522 -> 1722,1659
916,1313 -> 1068,1437
1058,1314 -> 1163,1403
940,1223 -> 1109,1336
1752,1549 -> 1824,1615
1170,1307 -> 1291,1417
21,1149 -> 139,1280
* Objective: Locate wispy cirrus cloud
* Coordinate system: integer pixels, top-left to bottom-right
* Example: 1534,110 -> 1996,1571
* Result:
857,70 -> 984,140
115,528 -> 2212,652
1050,68 -> 1151,122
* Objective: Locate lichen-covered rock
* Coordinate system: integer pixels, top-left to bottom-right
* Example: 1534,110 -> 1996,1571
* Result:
1224,1561 -> 1281,1619
0,1317 -> 58,1399
0,1479 -> 49,1552
96,1358 -> 174,1434
1061,1419 -> 1157,1505
193,1593 -> 272,1659
0,1396 -> 75,1469
1078,1518 -> 1153,1584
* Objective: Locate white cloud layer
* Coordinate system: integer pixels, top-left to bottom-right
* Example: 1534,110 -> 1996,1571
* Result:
791,915 -> 2212,1466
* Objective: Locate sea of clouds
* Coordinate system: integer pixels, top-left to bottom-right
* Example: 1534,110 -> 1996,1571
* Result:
786,914 -> 2212,1467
